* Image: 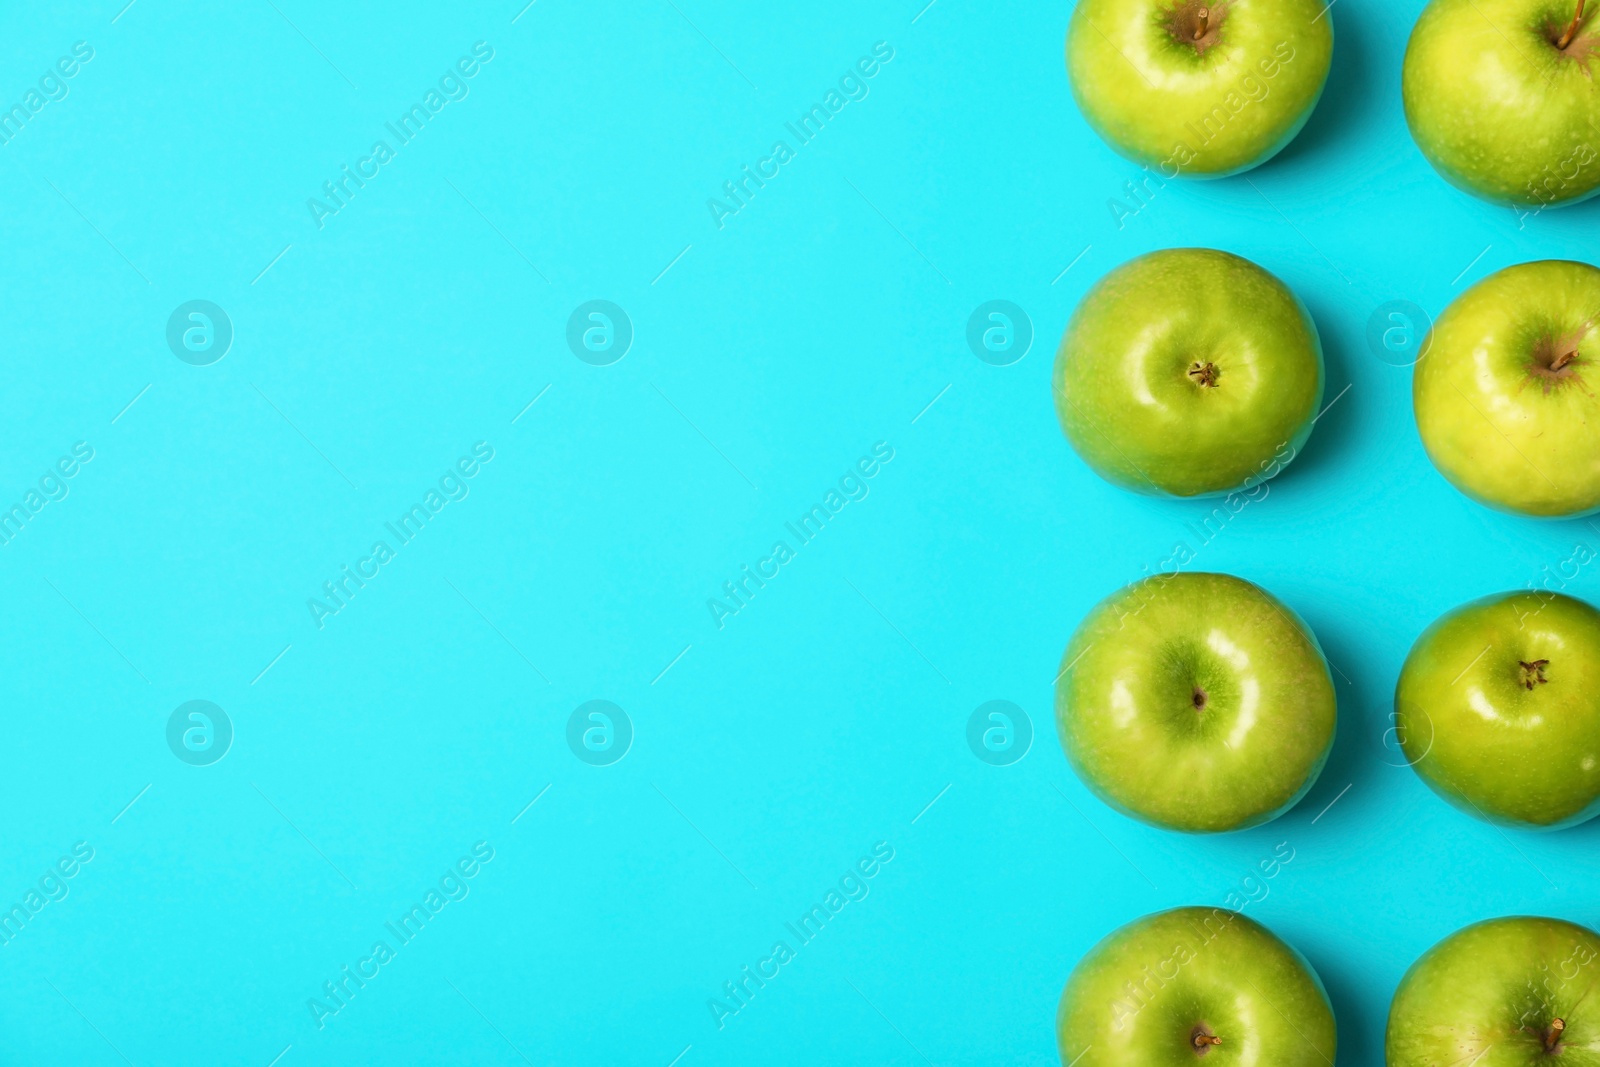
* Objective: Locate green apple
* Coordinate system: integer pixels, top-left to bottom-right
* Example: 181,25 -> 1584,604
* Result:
1056,572 -> 1337,833
1387,915 -> 1600,1065
1395,590 -> 1600,829
1058,906 -> 1337,1066
1066,0 -> 1333,177
1403,0 -> 1600,208
1414,260 -> 1600,518
1054,249 -> 1324,498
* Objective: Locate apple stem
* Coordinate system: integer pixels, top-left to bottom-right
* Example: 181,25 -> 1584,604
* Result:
1547,1018 -> 1566,1051
1559,0 -> 1586,49
1553,347 -> 1578,371
1194,6 -> 1210,38
1519,659 -> 1551,690
1192,1034 -> 1222,1049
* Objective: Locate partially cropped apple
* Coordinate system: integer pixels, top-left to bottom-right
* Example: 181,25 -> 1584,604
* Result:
1056,572 -> 1336,833
1055,249 -> 1324,498
1396,590 -> 1600,829
1066,0 -> 1333,177
1404,0 -> 1600,207
1059,907 -> 1337,1066
1414,260 -> 1600,517
1388,916 -> 1600,1065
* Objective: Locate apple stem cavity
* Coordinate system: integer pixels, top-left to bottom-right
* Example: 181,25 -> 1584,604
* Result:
1527,328 -> 1588,393
1165,0 -> 1228,54
1558,0 -> 1588,50
1518,659 -> 1550,689
1188,361 -> 1220,388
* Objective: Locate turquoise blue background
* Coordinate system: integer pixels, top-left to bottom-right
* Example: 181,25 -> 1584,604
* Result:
3,0 -> 1599,1063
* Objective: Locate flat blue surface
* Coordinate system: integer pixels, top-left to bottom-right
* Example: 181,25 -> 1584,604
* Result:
3,1 -> 1599,1064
